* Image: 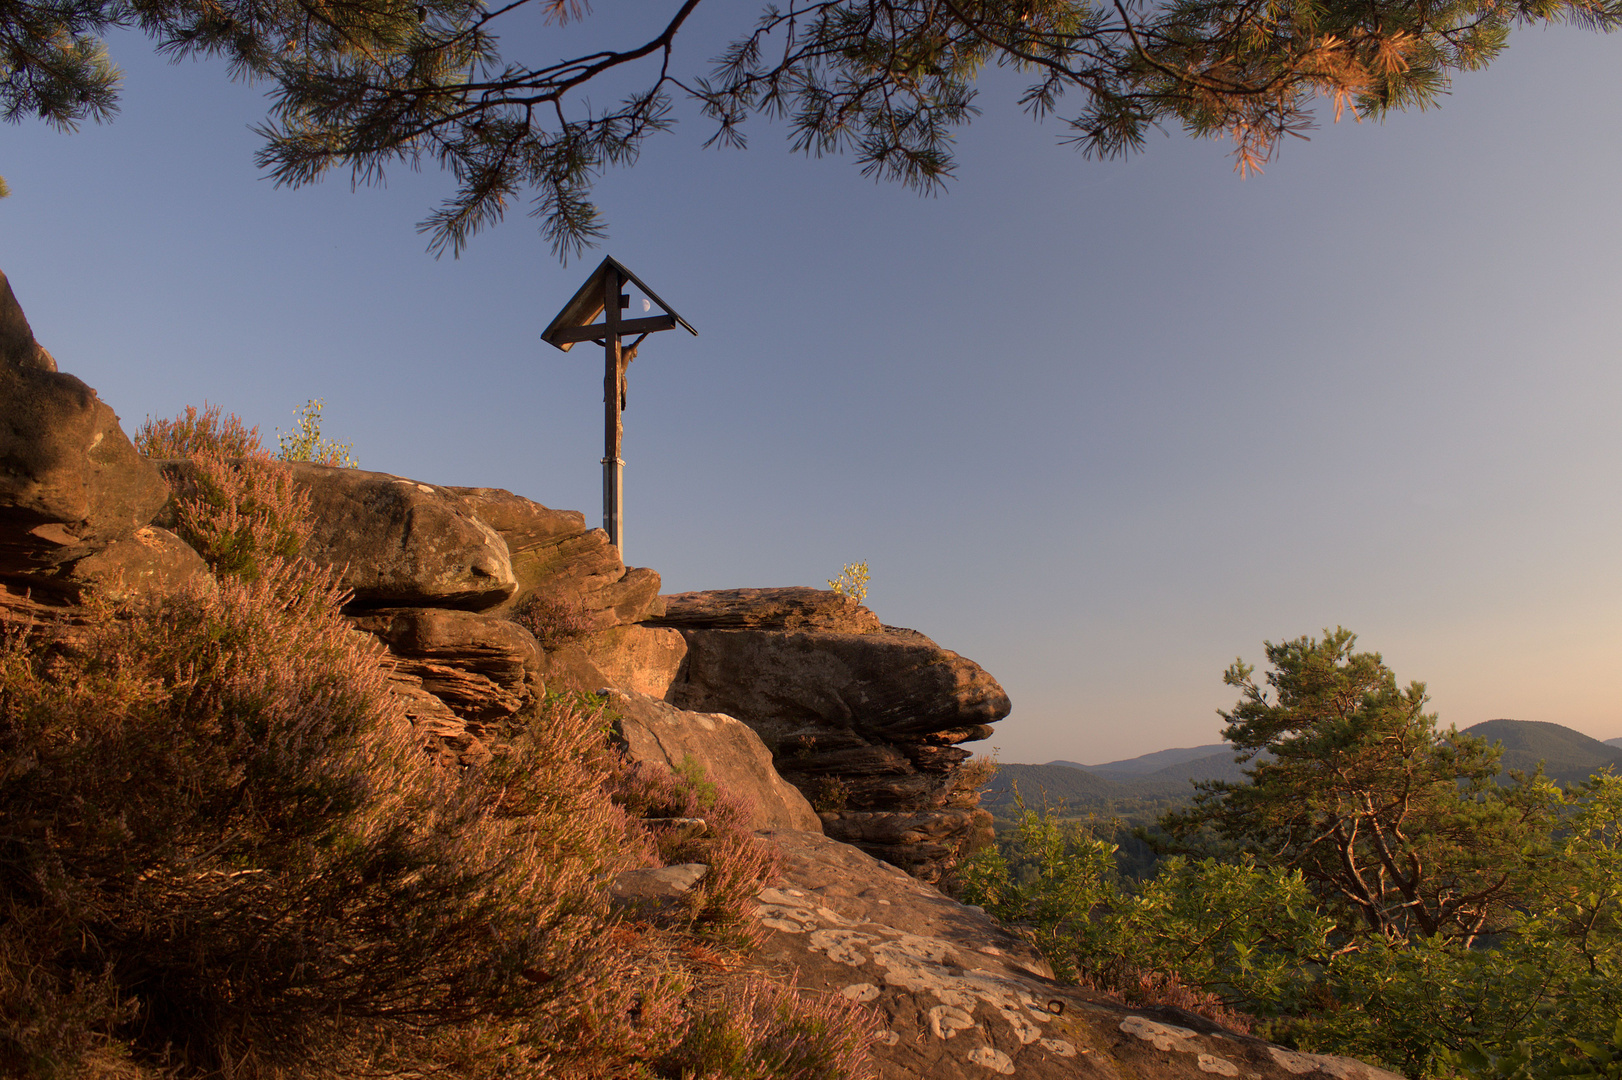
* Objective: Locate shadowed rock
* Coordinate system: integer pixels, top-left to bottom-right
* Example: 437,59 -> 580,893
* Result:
55,525 -> 212,601
351,607 -> 542,724
663,603 -> 1010,882
0,271 -> 170,581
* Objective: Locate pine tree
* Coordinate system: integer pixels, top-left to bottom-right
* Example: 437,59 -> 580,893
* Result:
1160,628 -> 1562,945
5,0 -> 1619,257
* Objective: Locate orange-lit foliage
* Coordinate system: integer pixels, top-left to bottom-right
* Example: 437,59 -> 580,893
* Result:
0,562 -> 685,1078
136,404 -> 312,582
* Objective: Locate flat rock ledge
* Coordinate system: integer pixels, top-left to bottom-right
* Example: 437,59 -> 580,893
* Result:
650,586 -> 883,634
750,829 -> 1403,1080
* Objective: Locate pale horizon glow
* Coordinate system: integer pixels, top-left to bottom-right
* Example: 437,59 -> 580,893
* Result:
4,22 -> 1619,763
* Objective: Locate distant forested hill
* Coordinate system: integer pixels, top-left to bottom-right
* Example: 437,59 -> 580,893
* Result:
1462,719 -> 1622,783
982,720 -> 1622,820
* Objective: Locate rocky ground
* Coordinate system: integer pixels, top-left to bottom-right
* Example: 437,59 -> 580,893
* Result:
737,830 -> 1402,1080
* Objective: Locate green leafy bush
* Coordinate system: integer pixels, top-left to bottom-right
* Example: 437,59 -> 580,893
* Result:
955,798 -> 1309,1031
276,398 -> 358,468
826,562 -> 869,605
960,633 -> 1622,1079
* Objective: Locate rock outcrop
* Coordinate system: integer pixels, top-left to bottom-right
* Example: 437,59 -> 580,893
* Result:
0,270 -> 1415,1080
651,588 -> 1009,881
750,828 -> 1403,1080
1,272 -> 171,587
349,607 -> 542,726
447,485 -> 663,628
289,465 -> 518,610
605,688 -> 822,832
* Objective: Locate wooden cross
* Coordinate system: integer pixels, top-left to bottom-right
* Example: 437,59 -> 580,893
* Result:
541,256 -> 696,561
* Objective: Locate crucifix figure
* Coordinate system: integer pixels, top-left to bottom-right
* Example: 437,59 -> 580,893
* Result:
542,257 -> 696,561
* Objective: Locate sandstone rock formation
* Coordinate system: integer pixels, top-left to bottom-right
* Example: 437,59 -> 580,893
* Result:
289,465 -> 518,609
349,607 -> 542,726
651,588 -> 1008,881
605,688 -> 822,832
1,272 -> 171,586
447,485 -> 663,627
749,829 -> 1403,1080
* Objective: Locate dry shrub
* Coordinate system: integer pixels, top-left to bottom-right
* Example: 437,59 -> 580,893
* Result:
655,976 -> 879,1080
1073,965 -> 1255,1035
0,560 -> 685,1079
513,592 -> 596,649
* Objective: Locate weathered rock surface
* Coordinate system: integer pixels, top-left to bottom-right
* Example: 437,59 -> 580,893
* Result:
350,607 -> 542,725
609,863 -> 709,906
0,270 -> 58,372
671,626 -> 1009,743
289,465 -> 517,610
53,525 -> 212,601
650,587 -> 882,634
665,597 -> 1009,880
449,485 -> 663,628
593,624 -> 688,697
606,689 -> 822,833
1,276 -> 170,581
382,667 -> 494,768
751,829 -> 1403,1080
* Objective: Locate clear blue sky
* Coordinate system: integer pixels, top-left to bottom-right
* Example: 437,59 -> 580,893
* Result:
4,19 -> 1619,763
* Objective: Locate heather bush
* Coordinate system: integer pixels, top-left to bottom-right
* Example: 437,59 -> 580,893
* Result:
136,404 -> 313,581
513,591 -> 596,649
134,402 -> 262,459
0,561 -> 684,1078
656,977 -> 879,1080
169,444 -> 313,580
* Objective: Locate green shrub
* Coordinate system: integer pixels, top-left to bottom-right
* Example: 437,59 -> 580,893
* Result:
276,398 -> 357,468
825,562 -> 869,605
955,797 -> 1321,1032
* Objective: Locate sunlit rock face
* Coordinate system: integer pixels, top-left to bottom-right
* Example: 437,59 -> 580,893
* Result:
748,828 -> 1406,1080
651,588 -> 1009,882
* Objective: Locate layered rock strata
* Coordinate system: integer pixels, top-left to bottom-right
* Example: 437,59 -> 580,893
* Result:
649,587 -> 1009,881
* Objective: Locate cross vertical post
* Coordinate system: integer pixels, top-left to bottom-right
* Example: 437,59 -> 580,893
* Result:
602,265 -> 625,558
541,256 -> 696,568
